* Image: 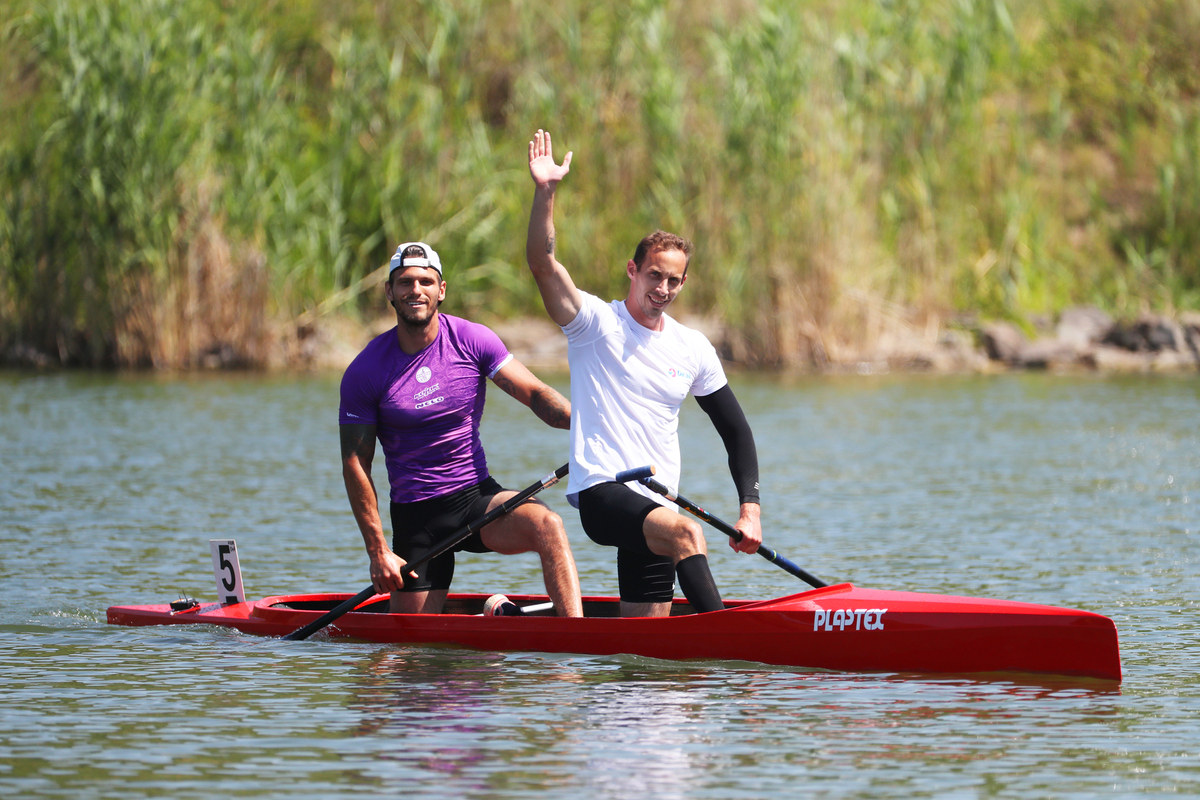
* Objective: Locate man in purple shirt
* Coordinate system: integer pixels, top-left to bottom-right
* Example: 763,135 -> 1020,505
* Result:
339,241 -> 582,616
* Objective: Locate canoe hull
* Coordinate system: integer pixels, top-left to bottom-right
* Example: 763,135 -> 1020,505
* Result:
106,583 -> 1122,681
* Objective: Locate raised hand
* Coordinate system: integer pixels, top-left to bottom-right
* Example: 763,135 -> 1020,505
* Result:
528,129 -> 573,187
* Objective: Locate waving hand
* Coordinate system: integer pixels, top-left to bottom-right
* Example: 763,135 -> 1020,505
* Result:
529,129 -> 573,188
525,129 -> 582,326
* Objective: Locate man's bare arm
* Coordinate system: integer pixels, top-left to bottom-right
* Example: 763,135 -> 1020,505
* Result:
492,359 -> 571,430
341,424 -> 413,591
526,129 -> 584,327
341,423 -> 384,552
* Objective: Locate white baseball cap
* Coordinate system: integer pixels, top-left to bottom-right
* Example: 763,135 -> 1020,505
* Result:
389,242 -> 443,278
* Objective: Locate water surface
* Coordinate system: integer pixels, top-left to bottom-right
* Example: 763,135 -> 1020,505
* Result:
2,370 -> 1197,798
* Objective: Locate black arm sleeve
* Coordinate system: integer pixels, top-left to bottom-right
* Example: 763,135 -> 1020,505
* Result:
695,384 -> 760,505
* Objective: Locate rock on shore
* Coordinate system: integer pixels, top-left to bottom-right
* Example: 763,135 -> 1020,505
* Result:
272,306 -> 1200,375
981,307 -> 1200,374
8,306 -> 1196,374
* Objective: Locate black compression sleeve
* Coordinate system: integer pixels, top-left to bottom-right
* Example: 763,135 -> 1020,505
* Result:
695,384 -> 760,505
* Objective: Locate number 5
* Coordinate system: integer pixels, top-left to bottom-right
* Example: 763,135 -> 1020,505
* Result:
209,539 -> 246,605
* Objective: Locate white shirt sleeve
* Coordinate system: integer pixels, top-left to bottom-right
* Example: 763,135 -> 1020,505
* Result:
689,332 -> 728,397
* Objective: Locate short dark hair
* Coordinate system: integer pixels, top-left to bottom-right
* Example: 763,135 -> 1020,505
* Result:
632,230 -> 693,273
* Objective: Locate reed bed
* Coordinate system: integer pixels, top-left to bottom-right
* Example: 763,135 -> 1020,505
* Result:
2,0 -> 1198,368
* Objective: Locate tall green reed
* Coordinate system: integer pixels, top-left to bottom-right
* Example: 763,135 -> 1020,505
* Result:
3,0 -> 1199,368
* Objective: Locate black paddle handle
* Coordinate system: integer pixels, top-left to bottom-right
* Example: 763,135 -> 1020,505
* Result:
283,463 -> 570,641
615,465 -> 828,589
282,585 -> 379,642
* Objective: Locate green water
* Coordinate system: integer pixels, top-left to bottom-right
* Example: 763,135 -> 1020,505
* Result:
1,370 -> 1197,798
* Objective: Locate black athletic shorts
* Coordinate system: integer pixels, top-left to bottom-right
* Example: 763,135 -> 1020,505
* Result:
577,482 -> 676,604
389,476 -> 503,592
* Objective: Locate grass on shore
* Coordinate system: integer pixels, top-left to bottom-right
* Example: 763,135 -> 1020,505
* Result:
2,0 -> 1199,368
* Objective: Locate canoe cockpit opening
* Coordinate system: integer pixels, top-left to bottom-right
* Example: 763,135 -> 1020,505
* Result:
269,596 -> 711,618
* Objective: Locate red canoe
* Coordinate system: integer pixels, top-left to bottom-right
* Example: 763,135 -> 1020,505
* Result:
107,582 -> 1122,682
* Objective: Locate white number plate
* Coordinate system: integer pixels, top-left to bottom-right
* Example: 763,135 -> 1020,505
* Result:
209,539 -> 246,605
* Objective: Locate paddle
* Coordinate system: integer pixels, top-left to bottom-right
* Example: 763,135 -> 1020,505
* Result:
282,463 -> 570,641
614,465 -> 828,589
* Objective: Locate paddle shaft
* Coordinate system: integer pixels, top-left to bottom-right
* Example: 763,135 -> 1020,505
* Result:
624,471 -> 828,589
282,463 -> 570,641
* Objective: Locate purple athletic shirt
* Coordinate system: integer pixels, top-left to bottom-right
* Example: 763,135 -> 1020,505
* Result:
339,314 -> 513,503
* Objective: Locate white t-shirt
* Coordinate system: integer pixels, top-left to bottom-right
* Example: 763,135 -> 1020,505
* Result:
561,292 -> 728,506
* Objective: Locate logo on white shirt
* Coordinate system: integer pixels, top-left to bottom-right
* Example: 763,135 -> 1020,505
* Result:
416,366 -> 432,383
667,366 -> 695,382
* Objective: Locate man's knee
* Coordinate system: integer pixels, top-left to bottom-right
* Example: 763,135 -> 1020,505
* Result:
525,505 -> 568,551
645,509 -> 705,559
492,502 -> 567,554
681,517 -> 704,545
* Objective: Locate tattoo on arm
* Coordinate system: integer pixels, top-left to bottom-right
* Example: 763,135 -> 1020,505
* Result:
491,371 -> 518,400
340,424 -> 376,463
492,365 -> 570,429
530,386 -> 571,430
545,234 -> 555,255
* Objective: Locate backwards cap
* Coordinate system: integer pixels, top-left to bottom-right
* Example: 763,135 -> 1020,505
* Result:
389,242 -> 443,278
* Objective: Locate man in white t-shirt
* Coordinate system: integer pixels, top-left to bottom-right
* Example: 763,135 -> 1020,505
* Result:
524,129 -> 763,617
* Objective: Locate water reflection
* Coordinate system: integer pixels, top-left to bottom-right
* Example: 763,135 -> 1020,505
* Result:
346,649 -> 714,798
3,370 -> 1199,798
573,674 -> 698,799
343,647 -> 583,792
336,643 -> 1129,798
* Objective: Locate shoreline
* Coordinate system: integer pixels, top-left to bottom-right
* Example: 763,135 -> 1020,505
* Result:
6,307 -> 1199,376
272,306 -> 1200,377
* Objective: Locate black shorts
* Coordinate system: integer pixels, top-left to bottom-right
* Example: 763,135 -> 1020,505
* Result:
577,482 -> 676,604
389,477 -> 503,592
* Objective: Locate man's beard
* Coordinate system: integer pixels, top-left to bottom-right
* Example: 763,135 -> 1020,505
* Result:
396,299 -> 436,330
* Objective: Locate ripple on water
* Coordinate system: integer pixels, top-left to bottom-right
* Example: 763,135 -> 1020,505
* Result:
2,371 -> 1199,798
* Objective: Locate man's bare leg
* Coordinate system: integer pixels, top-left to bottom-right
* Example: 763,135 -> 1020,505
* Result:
619,600 -> 673,617
481,493 -> 584,617
389,589 -> 448,614
627,505 -> 723,615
